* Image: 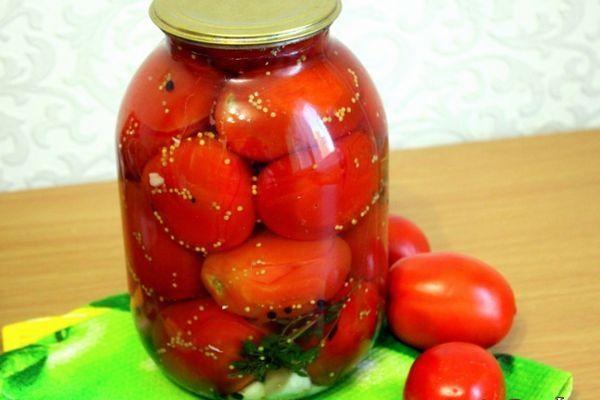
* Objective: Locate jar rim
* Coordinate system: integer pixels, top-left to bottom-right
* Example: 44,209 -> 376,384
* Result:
149,0 -> 342,48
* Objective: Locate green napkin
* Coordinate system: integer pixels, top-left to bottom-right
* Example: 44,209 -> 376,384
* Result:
0,294 -> 573,399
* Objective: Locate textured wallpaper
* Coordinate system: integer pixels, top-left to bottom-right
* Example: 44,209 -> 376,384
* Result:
1,0 -> 599,192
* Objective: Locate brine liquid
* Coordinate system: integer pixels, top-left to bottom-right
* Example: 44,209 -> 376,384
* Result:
117,31 -> 389,399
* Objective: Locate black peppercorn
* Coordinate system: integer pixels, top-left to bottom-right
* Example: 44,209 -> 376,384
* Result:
316,299 -> 327,311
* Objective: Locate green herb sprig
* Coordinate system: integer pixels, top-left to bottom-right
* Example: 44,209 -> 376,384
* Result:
231,295 -> 349,382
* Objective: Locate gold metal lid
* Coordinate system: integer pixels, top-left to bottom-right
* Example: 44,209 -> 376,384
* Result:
149,0 -> 342,47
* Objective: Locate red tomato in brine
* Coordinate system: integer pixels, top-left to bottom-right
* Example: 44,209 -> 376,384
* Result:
122,182 -> 206,302
142,133 -> 255,253
342,201 -> 388,293
171,33 -> 329,74
328,40 -> 388,154
202,231 -> 351,321
388,215 -> 430,265
153,298 -> 266,395
215,57 -> 361,161
307,282 -> 382,385
257,131 -> 381,240
404,342 -> 505,400
117,42 -> 223,179
388,252 -> 516,349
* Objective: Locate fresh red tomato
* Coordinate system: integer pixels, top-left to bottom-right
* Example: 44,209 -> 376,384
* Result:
388,252 -> 516,349
342,200 -> 388,293
388,215 -> 430,265
202,231 -> 351,321
327,40 -> 388,155
214,57 -> 362,162
307,282 -> 382,385
122,181 -> 207,301
141,133 -> 255,253
153,298 -> 266,395
257,131 -> 381,240
404,342 -> 505,400
117,42 -> 223,179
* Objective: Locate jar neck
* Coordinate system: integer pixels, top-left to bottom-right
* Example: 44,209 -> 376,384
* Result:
167,30 -> 330,73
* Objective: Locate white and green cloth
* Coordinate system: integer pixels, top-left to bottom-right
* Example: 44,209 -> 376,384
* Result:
0,294 -> 573,399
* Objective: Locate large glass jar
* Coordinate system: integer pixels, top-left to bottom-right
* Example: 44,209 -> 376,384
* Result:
117,1 -> 388,398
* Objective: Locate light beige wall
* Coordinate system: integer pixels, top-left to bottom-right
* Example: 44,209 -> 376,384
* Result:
1,0 -> 599,191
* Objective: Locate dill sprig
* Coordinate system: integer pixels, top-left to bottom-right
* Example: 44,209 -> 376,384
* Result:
231,296 -> 348,382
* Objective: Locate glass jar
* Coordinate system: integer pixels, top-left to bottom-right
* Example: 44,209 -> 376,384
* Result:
117,1 -> 388,398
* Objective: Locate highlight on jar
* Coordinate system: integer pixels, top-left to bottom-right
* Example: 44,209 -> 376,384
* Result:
117,1 -> 389,398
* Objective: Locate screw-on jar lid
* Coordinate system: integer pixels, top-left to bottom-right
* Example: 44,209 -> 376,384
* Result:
149,0 -> 342,48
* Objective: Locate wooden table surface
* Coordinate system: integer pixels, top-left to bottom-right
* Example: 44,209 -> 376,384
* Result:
1,131 -> 599,398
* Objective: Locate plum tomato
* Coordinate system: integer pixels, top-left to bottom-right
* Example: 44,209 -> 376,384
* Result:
122,181 -> 207,302
153,298 -> 266,395
307,282 -> 382,385
142,133 -> 255,254
388,252 -> 516,350
404,342 -> 505,400
328,40 -> 388,155
388,215 -> 430,265
257,131 -> 381,240
214,56 -> 362,162
341,200 -> 388,293
201,231 -> 351,321
117,42 -> 223,179
129,284 -> 166,353
170,33 -> 329,74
